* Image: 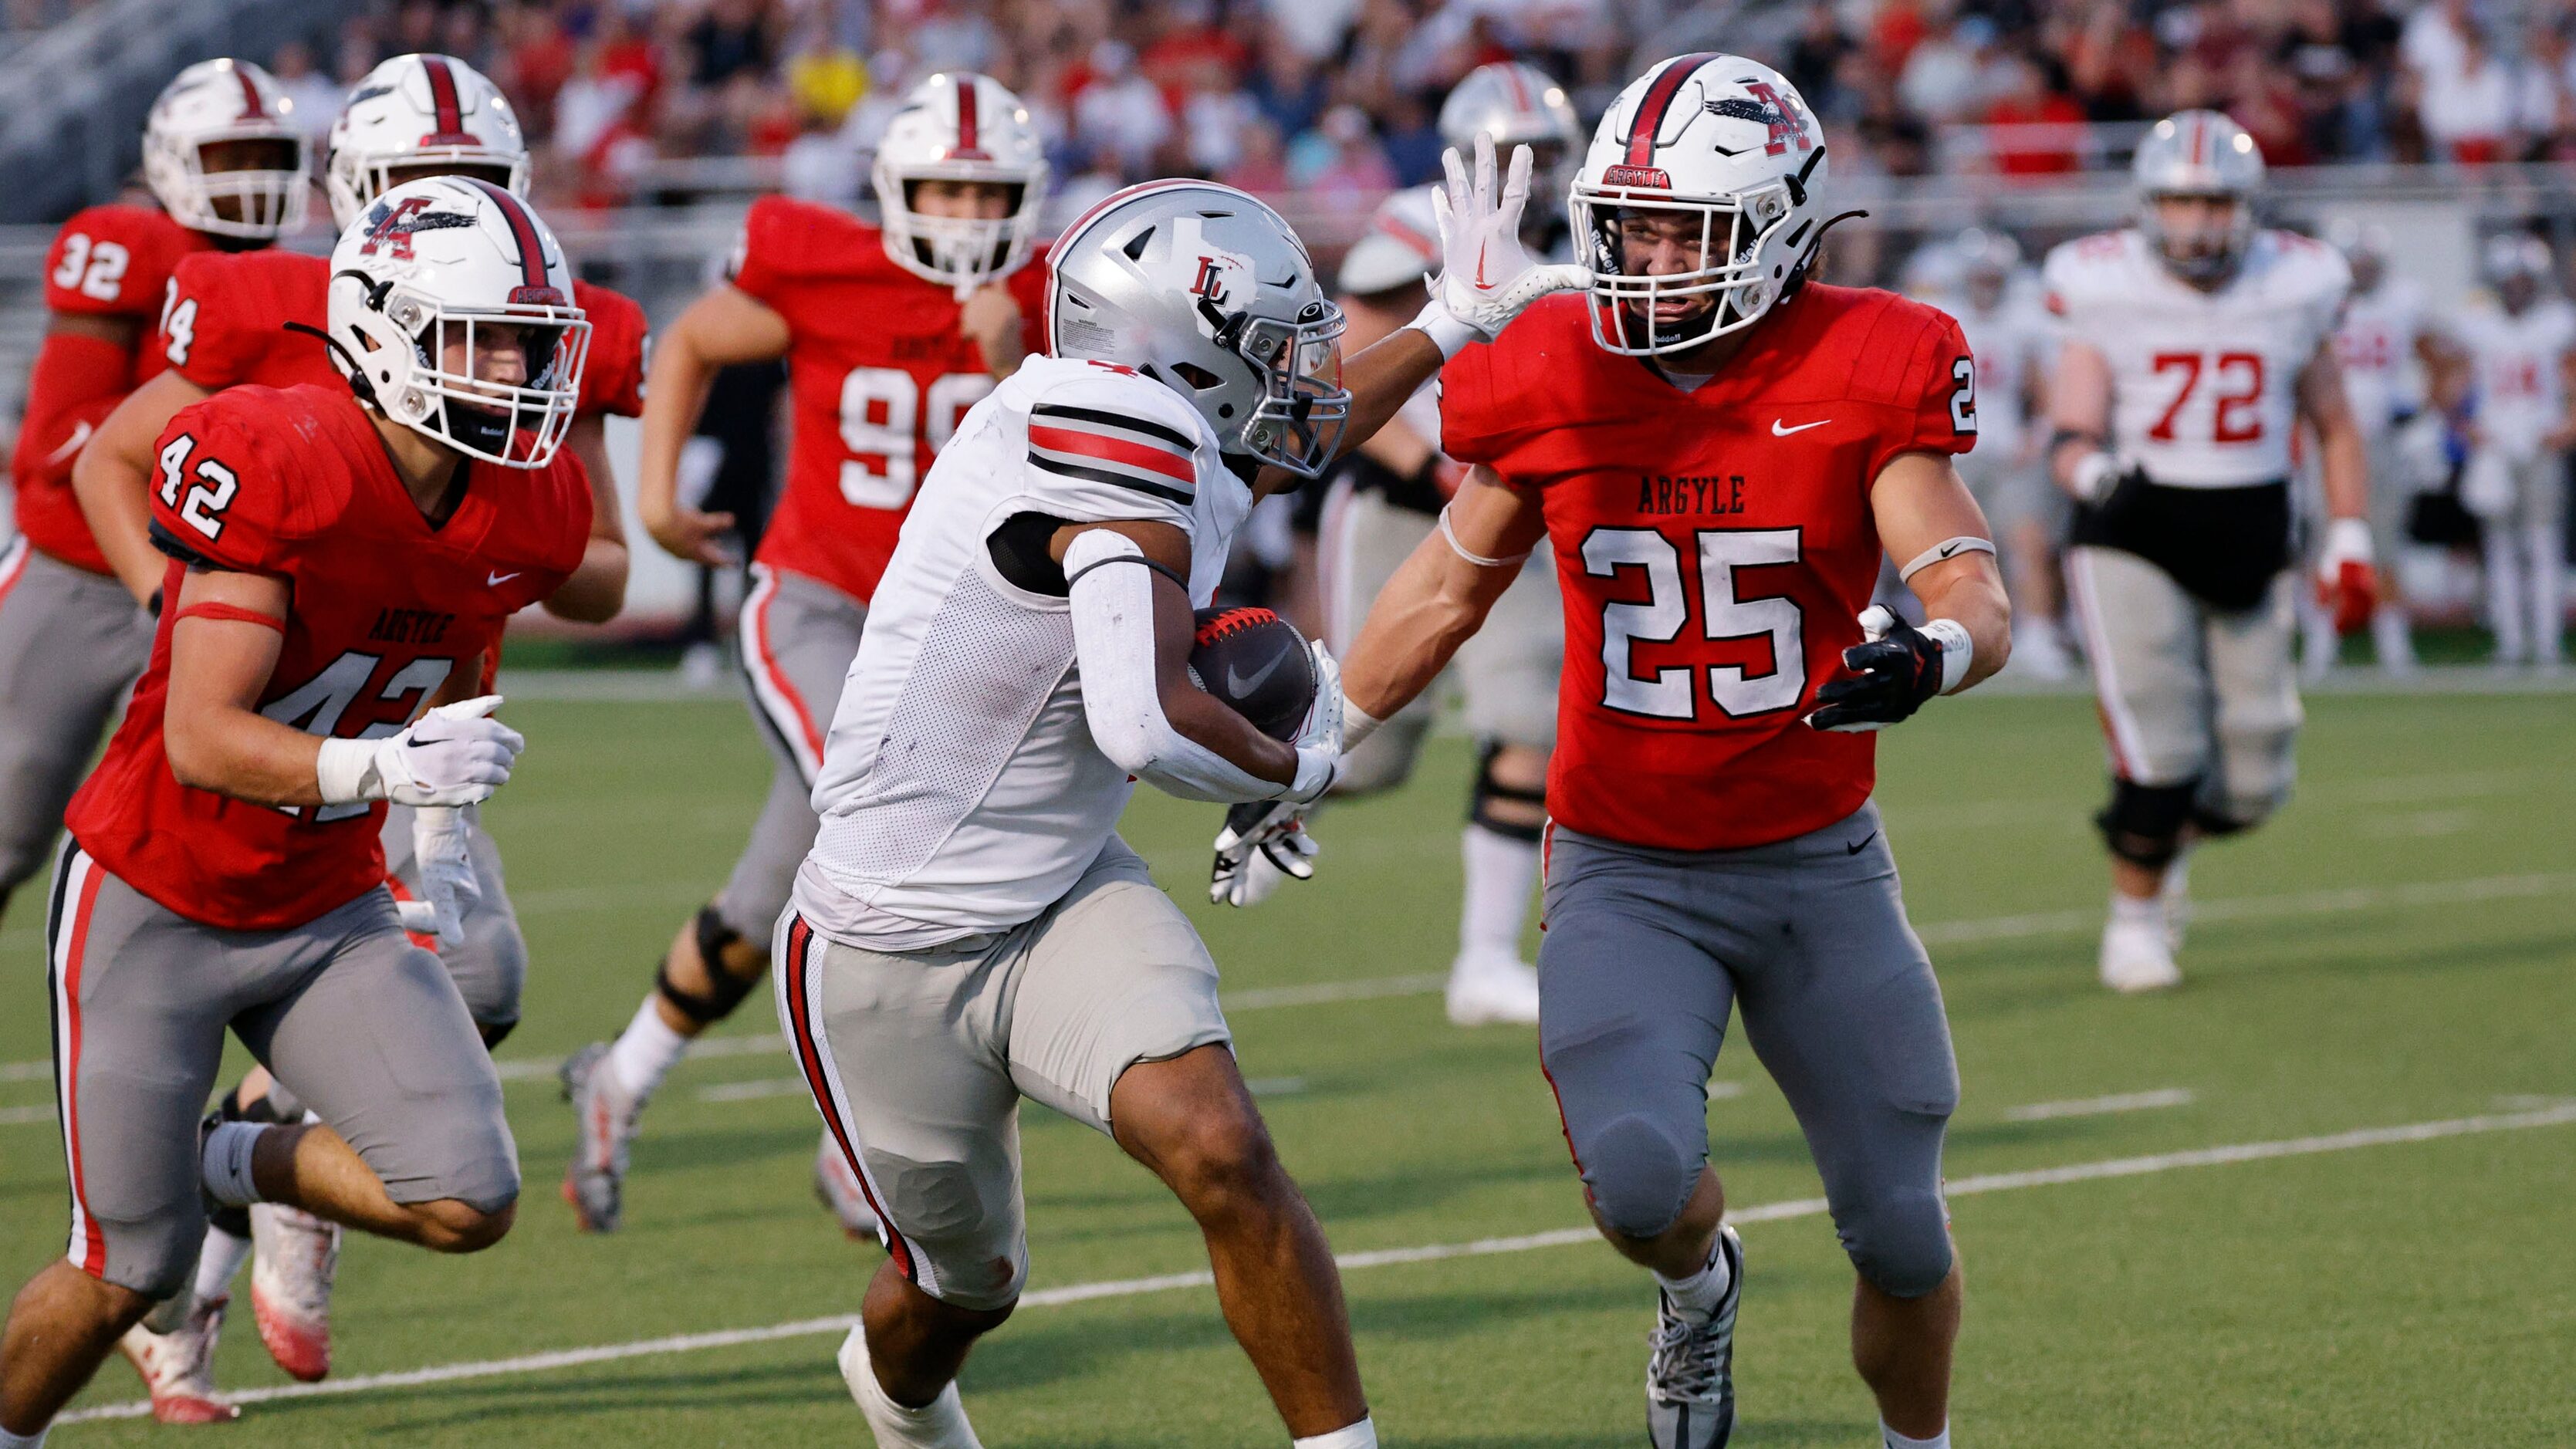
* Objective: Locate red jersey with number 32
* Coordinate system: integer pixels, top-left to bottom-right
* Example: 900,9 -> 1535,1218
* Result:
1442,286 -> 1976,852
159,247 -> 651,418
9,204 -> 213,573
65,383 -> 589,931
726,196 -> 1050,604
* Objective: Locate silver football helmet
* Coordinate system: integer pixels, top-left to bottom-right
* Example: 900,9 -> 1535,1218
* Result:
2484,232 -> 2552,313
2133,110 -> 2263,284
1046,181 -> 1349,477
1439,62 -> 1584,207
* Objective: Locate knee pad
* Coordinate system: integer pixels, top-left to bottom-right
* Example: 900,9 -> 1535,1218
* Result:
1837,1184 -> 1956,1300
2095,779 -> 2199,869
1468,739 -> 1547,843
2190,802 -> 2264,838
656,907 -> 762,1025
1577,1113 -> 1700,1241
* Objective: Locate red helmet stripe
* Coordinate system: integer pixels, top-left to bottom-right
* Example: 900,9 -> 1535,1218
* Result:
2189,113 -> 2208,167
423,56 -> 466,139
461,176 -> 547,290
1502,64 -> 1533,110
952,77 -> 985,159
1624,52 -> 1722,167
233,66 -> 267,120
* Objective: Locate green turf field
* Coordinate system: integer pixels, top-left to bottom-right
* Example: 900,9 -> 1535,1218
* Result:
4,687 -> 2571,1446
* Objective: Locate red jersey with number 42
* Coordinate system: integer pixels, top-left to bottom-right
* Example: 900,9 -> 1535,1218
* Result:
159,247 -> 651,419
1442,286 -> 1976,852
726,195 -> 1050,605
65,383 -> 589,931
9,204 -> 213,573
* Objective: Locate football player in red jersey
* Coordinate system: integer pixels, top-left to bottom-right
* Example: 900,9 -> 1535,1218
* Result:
0,58 -> 307,927
1334,58 -> 2009,1449
66,53 -> 649,1403
556,70 -> 1054,1238
0,177 -> 593,1440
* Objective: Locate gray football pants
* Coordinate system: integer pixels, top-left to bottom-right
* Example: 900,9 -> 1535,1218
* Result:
720,566 -> 868,944
380,802 -> 524,1035
1536,803 -> 1960,1299
2065,545 -> 2302,826
45,844 -> 516,1298
0,539 -> 152,898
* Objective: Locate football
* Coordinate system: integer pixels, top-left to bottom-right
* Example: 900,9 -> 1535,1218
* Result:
1188,606 -> 1317,741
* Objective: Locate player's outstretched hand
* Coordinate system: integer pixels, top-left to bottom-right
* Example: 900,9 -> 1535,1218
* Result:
2316,518 -> 2377,636
404,804 -> 481,948
960,282 -> 1027,373
332,695 -> 526,808
1211,800 -> 1320,907
1425,133 -> 1591,345
1805,606 -> 1946,733
641,498 -> 739,568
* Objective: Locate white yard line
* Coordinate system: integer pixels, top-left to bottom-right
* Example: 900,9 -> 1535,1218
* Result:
8,870 -> 2574,1107
2006,1088 -> 2195,1122
54,1099 -> 2576,1426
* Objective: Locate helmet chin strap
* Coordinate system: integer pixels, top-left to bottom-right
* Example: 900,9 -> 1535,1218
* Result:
285,319 -> 382,410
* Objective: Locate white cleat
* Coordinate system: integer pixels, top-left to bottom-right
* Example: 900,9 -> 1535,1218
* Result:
117,1292 -> 238,1424
248,1203 -> 340,1382
838,1322 -> 984,1448
1445,946 -> 1541,1026
2159,853 -> 2193,953
2008,620 -> 2074,681
560,1040 -> 641,1232
815,1129 -> 884,1245
2099,916 -> 2182,994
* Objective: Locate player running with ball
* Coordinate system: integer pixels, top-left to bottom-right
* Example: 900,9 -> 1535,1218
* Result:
1327,56 -> 2008,1449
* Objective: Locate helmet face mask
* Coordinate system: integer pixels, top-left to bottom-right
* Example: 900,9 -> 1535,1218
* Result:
2144,192 -> 2249,284
2131,110 -> 2263,286
326,54 -> 532,232
872,73 -> 1049,296
1576,184 -> 1798,356
144,60 -> 311,242
1236,309 -> 1351,478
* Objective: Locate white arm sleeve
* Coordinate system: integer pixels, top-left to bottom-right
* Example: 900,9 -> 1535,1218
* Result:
1065,529 -> 1283,805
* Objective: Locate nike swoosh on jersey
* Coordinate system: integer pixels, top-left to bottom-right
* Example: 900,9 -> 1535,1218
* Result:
487,570 -> 520,586
1770,418 -> 1831,436
1225,650 -> 1286,697
42,419 -> 94,466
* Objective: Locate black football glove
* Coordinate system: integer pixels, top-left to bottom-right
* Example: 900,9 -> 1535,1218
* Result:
1804,606 -> 1946,733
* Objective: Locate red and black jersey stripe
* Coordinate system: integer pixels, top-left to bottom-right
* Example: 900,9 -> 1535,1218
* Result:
458,177 -> 560,302
1624,52 -> 1722,167
420,56 -> 478,145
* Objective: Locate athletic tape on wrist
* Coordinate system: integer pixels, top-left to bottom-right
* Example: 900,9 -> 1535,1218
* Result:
1920,617 -> 1973,694
1897,535 -> 1996,582
1342,701 -> 1385,750
1409,299 -> 1479,360
315,737 -> 383,806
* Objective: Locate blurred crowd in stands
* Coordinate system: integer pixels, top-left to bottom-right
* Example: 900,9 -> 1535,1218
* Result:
237,2 -> 2576,221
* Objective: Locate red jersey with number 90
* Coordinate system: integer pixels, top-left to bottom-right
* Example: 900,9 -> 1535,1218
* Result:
1441,286 -> 1976,852
726,195 -> 1050,605
65,383 -> 589,931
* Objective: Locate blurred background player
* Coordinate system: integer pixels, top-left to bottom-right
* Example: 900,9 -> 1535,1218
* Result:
0,177 -> 589,1440
2439,234 -> 2576,674
561,70 -> 1050,1240
2328,219 -> 2441,675
1337,56 -> 2006,1449
0,58 -> 306,930
1288,60 -> 1585,1026
72,53 -> 648,1408
1937,228 -> 2071,679
2047,111 -> 2375,995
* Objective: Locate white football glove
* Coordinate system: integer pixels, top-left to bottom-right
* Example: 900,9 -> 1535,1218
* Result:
1211,643 -> 1343,907
1286,642 -> 1344,806
397,805 -> 481,949
316,695 -> 525,808
1415,133 -> 1591,355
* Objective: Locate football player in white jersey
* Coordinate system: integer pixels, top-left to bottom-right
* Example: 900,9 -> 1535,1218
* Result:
2045,110 -> 2375,992
1942,228 -> 2071,678
774,153 -> 1580,1448
2439,234 -> 2576,670
2328,220 -> 2442,673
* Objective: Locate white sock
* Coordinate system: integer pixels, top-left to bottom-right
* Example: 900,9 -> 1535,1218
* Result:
0,1423 -> 49,1447
199,1122 -> 267,1208
2527,524 -> 2564,665
607,995 -> 691,1102
193,1221 -> 253,1301
2484,527 -> 2527,660
1292,1417 -> 1378,1449
1654,1237 -> 1733,1322
2370,602 -> 2415,667
1882,1422 -> 1949,1449
1457,823 -> 1540,959
2109,891 -> 2166,934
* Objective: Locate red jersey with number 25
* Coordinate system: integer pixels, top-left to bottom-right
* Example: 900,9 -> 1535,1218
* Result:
160,247 -> 651,419
65,383 -> 589,931
10,204 -> 213,573
726,196 -> 1050,605
1442,286 -> 1976,852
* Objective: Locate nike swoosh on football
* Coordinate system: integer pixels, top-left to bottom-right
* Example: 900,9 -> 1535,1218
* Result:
487,570 -> 520,586
1226,651 -> 1287,697
1771,418 -> 1831,436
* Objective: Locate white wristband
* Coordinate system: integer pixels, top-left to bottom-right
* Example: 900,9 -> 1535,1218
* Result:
1921,617 -> 1973,694
1408,299 -> 1479,360
1897,535 -> 1996,582
1342,701 -> 1384,750
2071,451 -> 2124,503
2321,516 -> 2372,568
315,738 -> 384,806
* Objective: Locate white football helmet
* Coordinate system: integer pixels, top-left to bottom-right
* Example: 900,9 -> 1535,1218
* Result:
1335,184 -> 1440,297
1954,226 -> 2020,308
326,177 -> 590,468
871,72 -> 1050,296
1048,180 -> 1349,477
142,59 -> 311,241
1570,54 -> 1830,355
2484,232 -> 2553,313
1439,62 -> 1584,204
326,53 -> 529,231
2132,110 -> 2263,284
